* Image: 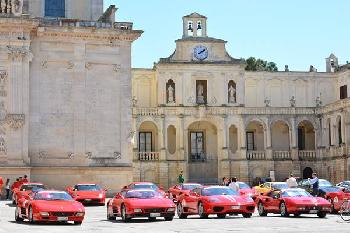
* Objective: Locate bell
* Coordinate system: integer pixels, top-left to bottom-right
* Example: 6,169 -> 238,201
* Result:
197,22 -> 202,30
188,22 -> 193,32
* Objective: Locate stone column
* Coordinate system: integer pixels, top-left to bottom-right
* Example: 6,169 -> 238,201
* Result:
265,124 -> 272,160
221,114 -> 229,160
159,114 -> 166,160
239,118 -> 246,160
178,114 -> 185,160
290,119 -> 298,161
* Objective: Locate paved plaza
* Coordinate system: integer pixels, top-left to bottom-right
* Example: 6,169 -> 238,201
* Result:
0,200 -> 348,233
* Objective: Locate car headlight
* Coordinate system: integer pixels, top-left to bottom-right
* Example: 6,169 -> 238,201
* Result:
76,212 -> 85,217
133,208 -> 142,213
99,193 -> 103,199
167,207 -> 175,212
333,197 -> 339,203
40,212 -> 49,217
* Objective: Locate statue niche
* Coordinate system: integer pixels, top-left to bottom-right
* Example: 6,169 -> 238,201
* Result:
166,79 -> 175,104
196,80 -> 207,104
228,80 -> 236,104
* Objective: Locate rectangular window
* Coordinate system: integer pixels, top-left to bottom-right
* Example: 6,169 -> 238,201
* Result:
190,131 -> 205,160
45,0 -> 65,17
246,132 -> 255,151
298,127 -> 305,150
138,132 -> 152,152
340,85 -> 348,99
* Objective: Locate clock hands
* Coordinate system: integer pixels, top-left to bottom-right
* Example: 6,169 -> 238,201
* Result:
198,49 -> 206,55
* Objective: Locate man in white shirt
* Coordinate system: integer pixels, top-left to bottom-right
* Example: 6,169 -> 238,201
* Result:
229,177 -> 239,192
286,174 -> 298,188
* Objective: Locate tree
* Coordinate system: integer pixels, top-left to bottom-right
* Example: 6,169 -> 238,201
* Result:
244,57 -> 278,72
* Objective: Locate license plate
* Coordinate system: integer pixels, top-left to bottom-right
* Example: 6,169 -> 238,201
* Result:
150,213 -> 161,217
309,210 -> 318,214
57,217 -> 68,221
231,206 -> 240,210
85,199 -> 92,202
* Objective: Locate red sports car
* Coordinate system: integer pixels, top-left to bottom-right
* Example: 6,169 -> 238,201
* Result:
168,183 -> 202,202
15,190 -> 85,224
66,183 -> 106,206
122,182 -> 167,197
107,189 -> 176,222
176,186 -> 256,219
256,188 -> 331,218
12,183 -> 47,205
237,182 -> 258,200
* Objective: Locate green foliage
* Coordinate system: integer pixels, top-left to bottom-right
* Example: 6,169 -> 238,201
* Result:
244,57 -> 278,72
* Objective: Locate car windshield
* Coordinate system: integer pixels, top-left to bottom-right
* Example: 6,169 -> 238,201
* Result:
238,183 -> 250,189
272,183 -> 288,190
282,190 -> 312,197
202,187 -> 239,196
182,184 -> 202,190
133,184 -> 158,190
20,184 -> 46,191
319,180 -> 332,187
34,192 -> 73,201
76,184 -> 101,191
125,190 -> 161,199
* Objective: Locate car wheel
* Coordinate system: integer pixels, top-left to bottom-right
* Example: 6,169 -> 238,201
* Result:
217,214 -> 226,219
242,213 -> 252,218
12,194 -> 16,205
164,216 -> 173,221
28,206 -> 35,224
317,211 -> 327,218
15,207 -> 23,222
74,221 -> 82,225
107,205 -> 116,221
177,202 -> 187,219
198,202 -> 208,219
327,198 -> 335,213
280,202 -> 289,217
121,205 -> 130,223
258,202 -> 267,216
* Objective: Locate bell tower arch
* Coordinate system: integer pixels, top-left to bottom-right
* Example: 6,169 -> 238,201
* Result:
182,12 -> 207,38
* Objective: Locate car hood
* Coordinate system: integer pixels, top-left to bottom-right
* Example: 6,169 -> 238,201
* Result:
126,198 -> 175,207
319,186 -> 342,193
33,200 -> 85,212
205,195 -> 253,204
75,191 -> 104,198
285,197 -> 330,205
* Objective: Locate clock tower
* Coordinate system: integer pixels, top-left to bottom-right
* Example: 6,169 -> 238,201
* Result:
183,12 -> 208,38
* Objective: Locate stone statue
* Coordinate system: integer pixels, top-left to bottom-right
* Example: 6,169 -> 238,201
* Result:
228,84 -> 236,103
1,0 -> 6,13
167,84 -> 175,103
290,96 -> 296,107
316,96 -> 322,107
11,0 -> 22,16
264,98 -> 271,107
197,83 -> 205,104
285,65 -> 289,72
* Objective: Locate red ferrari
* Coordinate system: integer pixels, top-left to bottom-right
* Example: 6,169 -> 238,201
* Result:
176,186 -> 256,219
122,182 -> 167,197
12,182 -> 47,205
66,183 -> 106,206
15,190 -> 85,224
107,189 -> 176,222
256,188 -> 331,218
237,182 -> 258,200
168,183 -> 202,202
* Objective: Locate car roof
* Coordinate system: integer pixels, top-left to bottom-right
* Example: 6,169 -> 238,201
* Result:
126,188 -> 157,192
36,190 -> 68,194
281,188 -> 307,192
131,182 -> 155,185
76,183 -> 99,186
203,185 -> 229,189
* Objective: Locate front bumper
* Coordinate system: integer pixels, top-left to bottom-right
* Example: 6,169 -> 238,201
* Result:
128,212 -> 175,218
288,205 -> 331,214
75,197 -> 105,204
33,213 -> 84,222
204,203 -> 255,214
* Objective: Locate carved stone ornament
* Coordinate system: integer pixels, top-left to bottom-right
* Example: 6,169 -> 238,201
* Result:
187,96 -> 195,104
85,62 -> 92,70
85,152 -> 92,159
41,61 -> 48,69
0,70 -> 7,84
6,114 -> 25,130
38,151 -> 47,159
0,137 -> 6,156
7,45 -> 29,61
113,64 -> 121,72
11,0 -> 23,16
67,61 -> 74,69
290,96 -> 296,107
67,152 -> 75,159
114,152 -> 122,159
264,98 -> 271,107
0,101 -> 6,121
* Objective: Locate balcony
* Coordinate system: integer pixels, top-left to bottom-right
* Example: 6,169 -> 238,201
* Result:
246,151 -> 266,160
134,152 -> 160,161
298,150 -> 317,161
273,151 -> 291,160
190,153 -> 208,162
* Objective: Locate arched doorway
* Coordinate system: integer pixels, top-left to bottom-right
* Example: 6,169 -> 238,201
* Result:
303,167 -> 313,179
246,120 -> 265,151
297,120 -> 315,150
271,120 -> 290,150
187,121 -> 218,184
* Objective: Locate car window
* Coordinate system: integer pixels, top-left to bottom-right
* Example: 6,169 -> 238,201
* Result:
282,190 -> 312,197
183,184 -> 202,190
34,192 -> 73,201
238,182 -> 250,189
20,184 -> 45,191
76,184 -> 101,191
263,183 -> 270,188
202,187 -> 239,196
125,190 -> 161,199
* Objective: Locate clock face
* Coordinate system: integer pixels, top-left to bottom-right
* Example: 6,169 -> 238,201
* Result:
194,45 -> 208,61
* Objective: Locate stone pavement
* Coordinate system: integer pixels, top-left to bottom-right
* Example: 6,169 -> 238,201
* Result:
0,200 -> 348,233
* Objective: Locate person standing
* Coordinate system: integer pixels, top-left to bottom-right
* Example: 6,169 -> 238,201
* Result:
22,175 -> 28,183
308,173 -> 319,196
0,176 -> 3,200
229,177 -> 239,192
178,171 -> 184,184
5,179 -> 10,200
286,174 -> 298,188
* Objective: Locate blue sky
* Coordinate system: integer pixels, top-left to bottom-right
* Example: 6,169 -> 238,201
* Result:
104,0 -> 349,72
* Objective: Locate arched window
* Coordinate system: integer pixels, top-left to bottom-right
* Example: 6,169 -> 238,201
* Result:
228,80 -> 236,104
45,0 -> 65,17
337,116 -> 343,145
166,79 -> 175,104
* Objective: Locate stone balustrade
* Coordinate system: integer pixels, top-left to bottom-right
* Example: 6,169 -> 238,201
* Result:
273,151 -> 291,160
246,151 -> 266,160
298,150 -> 317,160
0,0 -> 23,16
114,22 -> 133,30
134,152 -> 160,161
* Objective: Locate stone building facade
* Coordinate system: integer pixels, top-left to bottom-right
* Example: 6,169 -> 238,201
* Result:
132,13 -> 350,187
0,1 -> 142,192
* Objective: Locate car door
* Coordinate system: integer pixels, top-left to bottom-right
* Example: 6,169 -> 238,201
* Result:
186,188 -> 200,212
269,191 -> 282,212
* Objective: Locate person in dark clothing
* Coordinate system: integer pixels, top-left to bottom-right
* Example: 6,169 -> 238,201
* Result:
308,173 -> 319,196
5,179 -> 10,200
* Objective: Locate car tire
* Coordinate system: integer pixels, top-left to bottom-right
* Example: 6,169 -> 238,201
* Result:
317,211 -> 327,218
258,202 -> 267,216
198,202 -> 208,219
217,214 -> 226,219
28,206 -> 35,224
242,213 -> 252,218
107,205 -> 116,221
177,202 -> 188,219
293,213 -> 301,217
15,207 -> 23,222
121,205 -> 131,223
280,202 -> 289,217
164,216 -> 173,221
74,221 -> 82,225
